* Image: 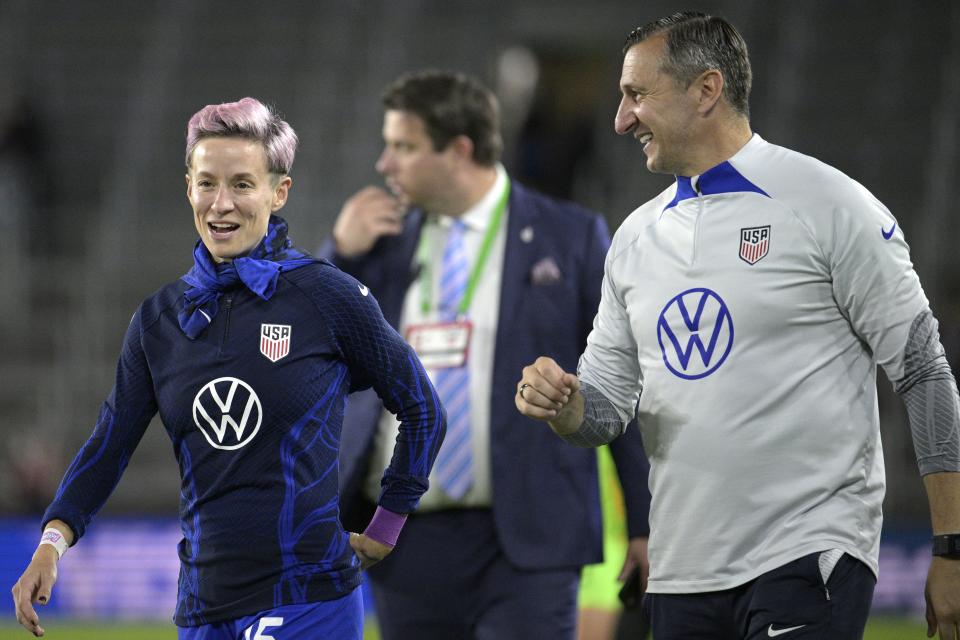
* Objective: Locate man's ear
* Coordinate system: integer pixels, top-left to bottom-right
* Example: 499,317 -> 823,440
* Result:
693,69 -> 724,114
448,134 -> 475,164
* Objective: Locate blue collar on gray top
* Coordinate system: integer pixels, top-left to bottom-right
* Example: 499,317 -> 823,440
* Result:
663,161 -> 770,212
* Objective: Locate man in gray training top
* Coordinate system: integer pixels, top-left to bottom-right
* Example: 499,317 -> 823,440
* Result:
517,11 -> 960,640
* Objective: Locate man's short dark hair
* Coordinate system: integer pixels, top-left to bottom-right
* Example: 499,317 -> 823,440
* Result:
624,11 -> 752,118
382,70 -> 503,166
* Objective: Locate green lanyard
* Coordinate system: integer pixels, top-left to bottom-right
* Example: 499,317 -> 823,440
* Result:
417,177 -> 511,317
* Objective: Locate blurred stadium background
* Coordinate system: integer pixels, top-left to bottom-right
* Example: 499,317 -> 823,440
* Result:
0,0 -> 957,637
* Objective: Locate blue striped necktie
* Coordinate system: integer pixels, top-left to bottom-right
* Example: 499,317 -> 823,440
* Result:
432,218 -> 473,499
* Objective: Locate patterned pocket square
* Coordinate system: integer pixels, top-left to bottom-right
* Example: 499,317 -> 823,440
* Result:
530,256 -> 562,286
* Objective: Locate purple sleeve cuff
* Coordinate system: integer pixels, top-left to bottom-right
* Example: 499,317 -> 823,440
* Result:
363,506 -> 408,547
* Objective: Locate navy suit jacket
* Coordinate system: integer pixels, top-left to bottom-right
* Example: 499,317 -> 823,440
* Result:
321,180 -> 649,570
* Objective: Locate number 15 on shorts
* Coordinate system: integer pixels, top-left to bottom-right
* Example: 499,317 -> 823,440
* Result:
244,617 -> 283,640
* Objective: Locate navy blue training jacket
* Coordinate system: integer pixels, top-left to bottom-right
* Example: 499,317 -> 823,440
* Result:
42,259 -> 445,626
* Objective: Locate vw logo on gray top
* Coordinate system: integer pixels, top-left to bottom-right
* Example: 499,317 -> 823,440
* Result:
657,287 -> 734,380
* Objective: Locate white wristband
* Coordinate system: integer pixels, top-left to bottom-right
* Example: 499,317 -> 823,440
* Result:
39,528 -> 69,559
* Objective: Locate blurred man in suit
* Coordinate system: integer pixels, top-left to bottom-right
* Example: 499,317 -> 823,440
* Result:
319,70 -> 650,639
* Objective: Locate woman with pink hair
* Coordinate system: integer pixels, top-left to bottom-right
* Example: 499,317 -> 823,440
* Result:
11,97 -> 446,640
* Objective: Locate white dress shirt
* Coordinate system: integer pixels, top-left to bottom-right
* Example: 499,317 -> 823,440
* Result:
365,165 -> 509,509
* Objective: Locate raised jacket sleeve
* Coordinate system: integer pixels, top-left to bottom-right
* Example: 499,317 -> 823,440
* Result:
313,266 -> 446,514
579,214 -> 651,538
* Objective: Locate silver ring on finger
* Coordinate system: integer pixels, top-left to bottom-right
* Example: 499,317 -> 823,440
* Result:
519,383 -> 530,400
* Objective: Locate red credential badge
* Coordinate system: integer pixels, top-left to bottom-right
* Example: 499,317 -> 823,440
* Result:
405,321 -> 472,369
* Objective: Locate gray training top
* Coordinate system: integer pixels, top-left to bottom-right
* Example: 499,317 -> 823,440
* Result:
575,134 -> 960,594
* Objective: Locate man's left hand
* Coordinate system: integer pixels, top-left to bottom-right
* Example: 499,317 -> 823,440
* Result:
925,556 -> 960,639
618,536 -> 650,593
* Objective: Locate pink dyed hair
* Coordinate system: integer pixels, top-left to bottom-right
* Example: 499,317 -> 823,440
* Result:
185,97 -> 298,174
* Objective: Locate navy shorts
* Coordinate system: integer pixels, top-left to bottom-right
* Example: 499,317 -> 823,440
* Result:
177,589 -> 363,640
645,551 -> 876,640
368,508 -> 580,640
